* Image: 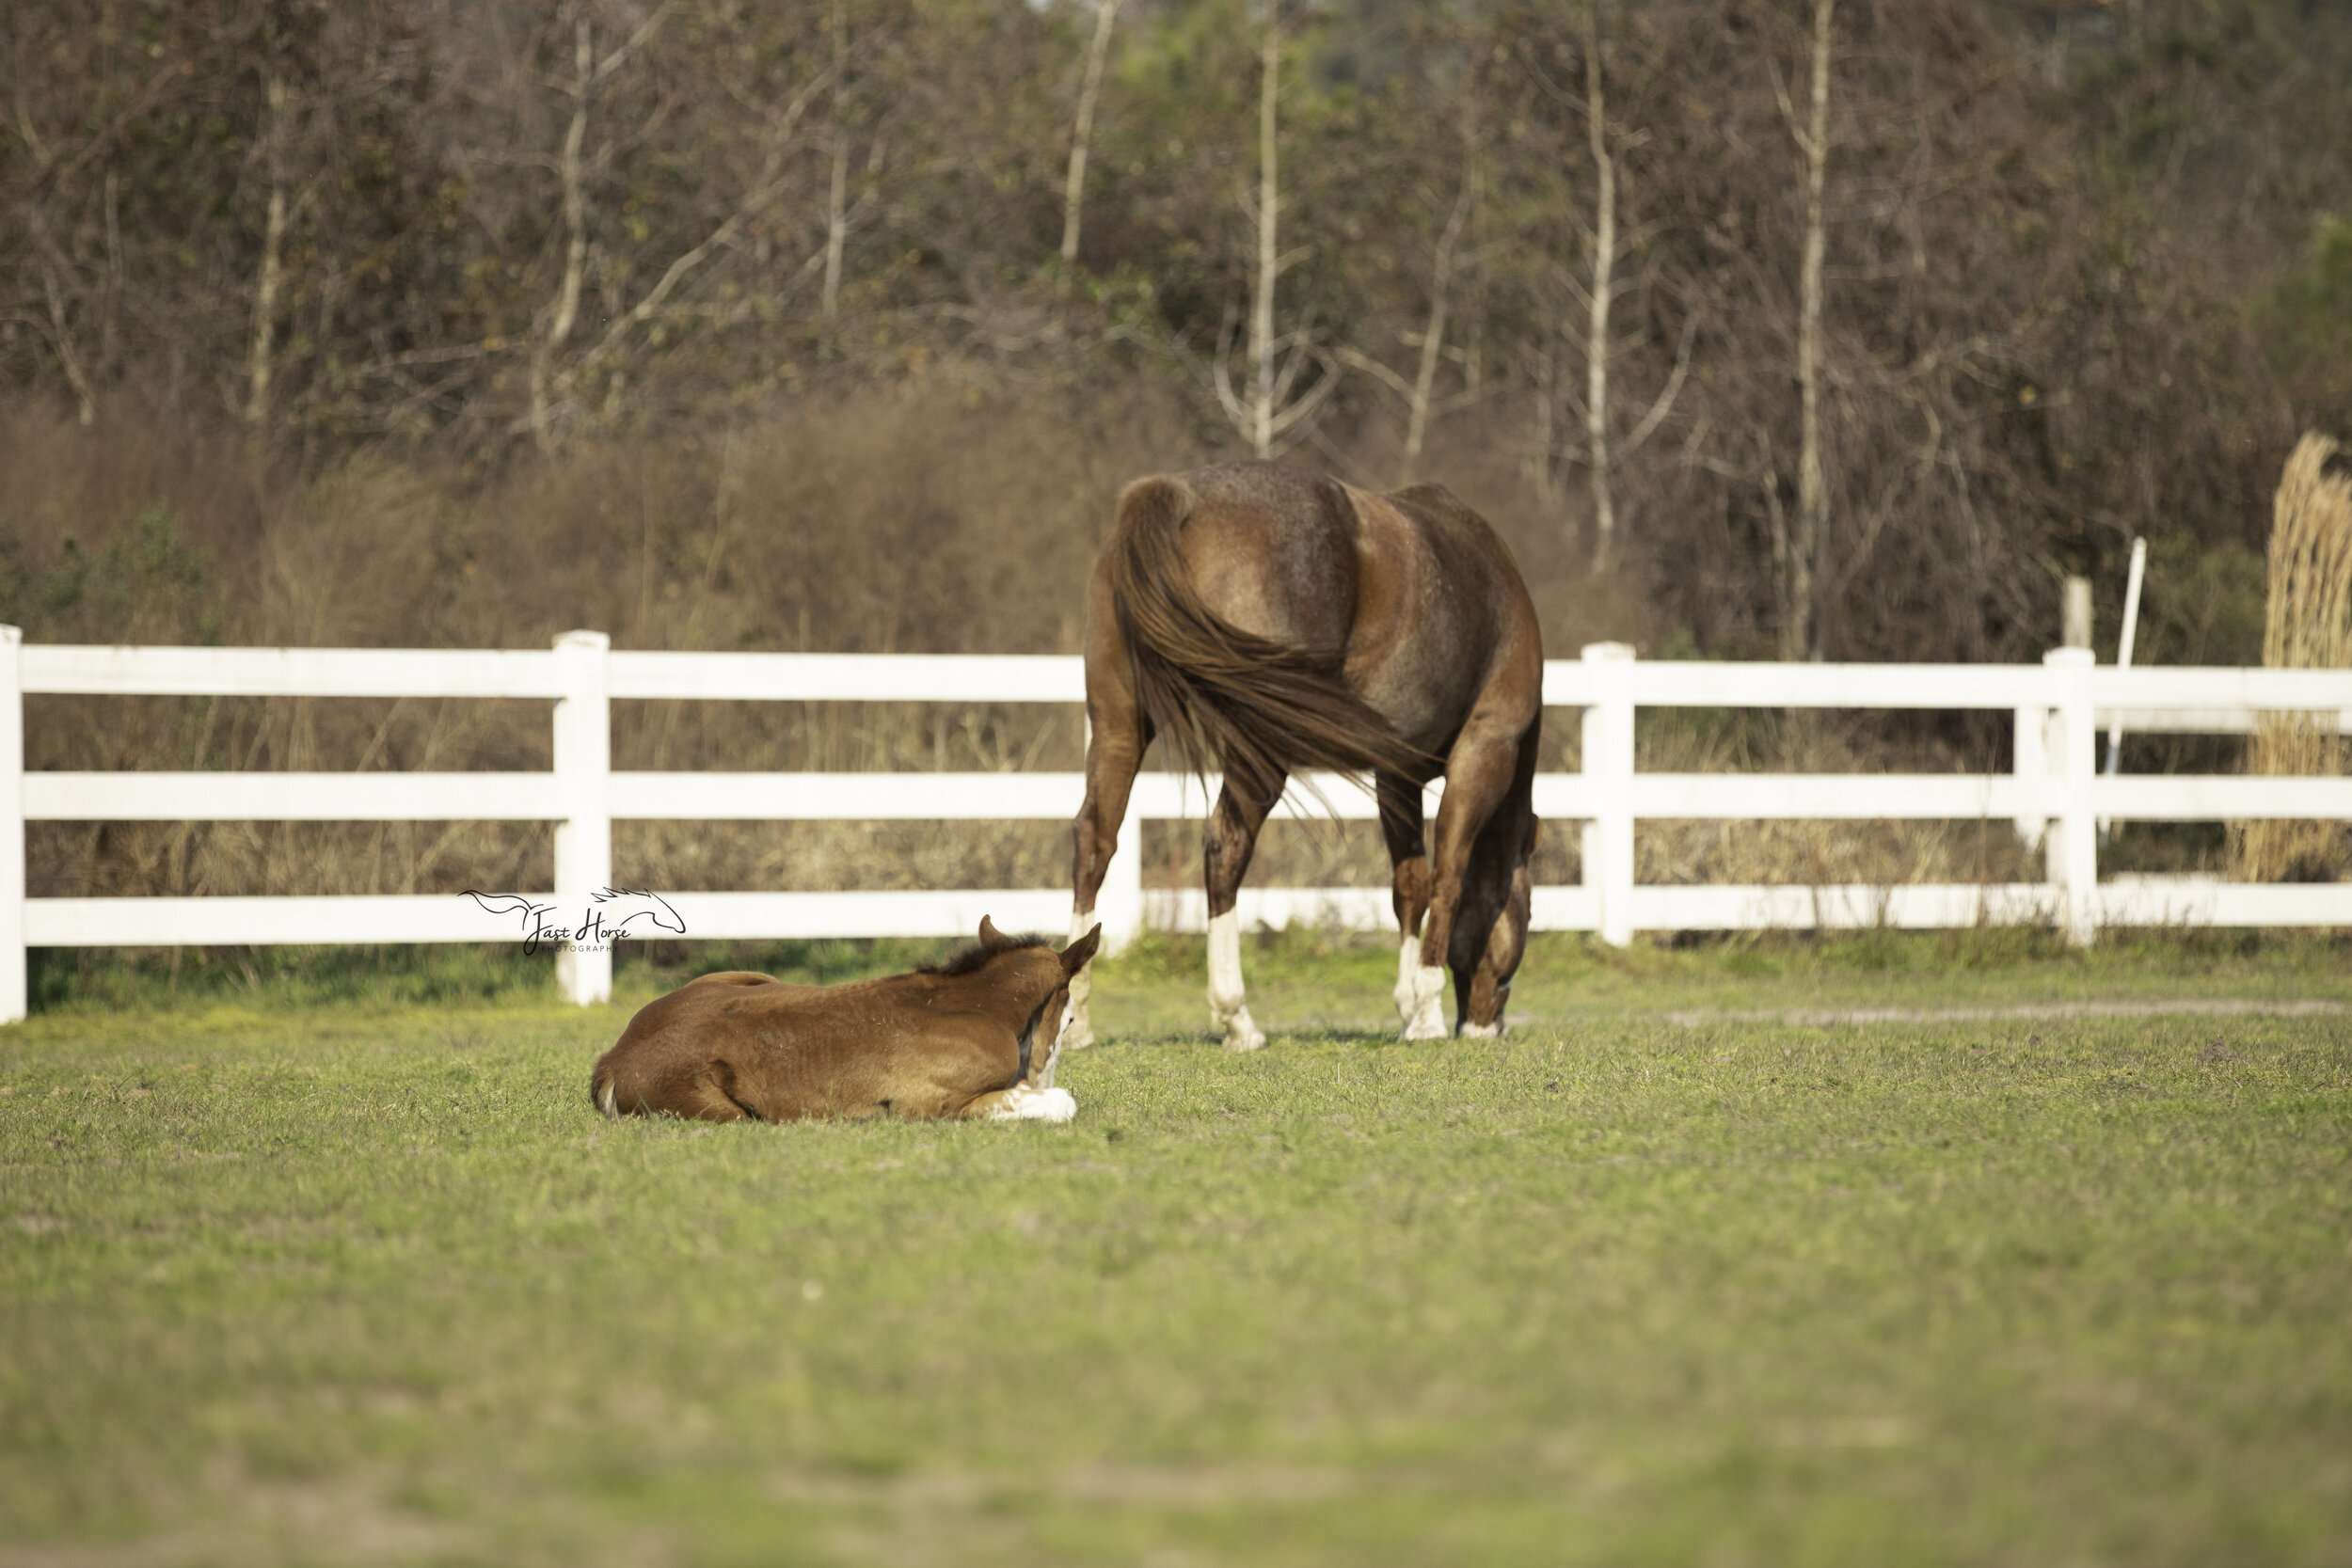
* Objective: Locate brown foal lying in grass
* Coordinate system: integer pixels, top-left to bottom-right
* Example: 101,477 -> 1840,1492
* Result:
592,918 -> 1102,1124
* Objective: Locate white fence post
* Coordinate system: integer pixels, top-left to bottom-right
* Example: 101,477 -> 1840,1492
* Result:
2012,698 -> 2049,850
0,627 -> 22,1023
2045,646 -> 2099,945
552,630 -> 612,1005
1581,641 -> 1637,947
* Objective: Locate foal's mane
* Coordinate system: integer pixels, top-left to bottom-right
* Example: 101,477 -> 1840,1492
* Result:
919,933 -> 1050,978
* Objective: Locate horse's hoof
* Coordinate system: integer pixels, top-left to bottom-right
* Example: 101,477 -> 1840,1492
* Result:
1223,1027 -> 1268,1053
1458,1020 -> 1503,1039
1400,965 -> 1449,1040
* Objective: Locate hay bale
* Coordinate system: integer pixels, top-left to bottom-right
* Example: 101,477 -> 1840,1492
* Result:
2233,433 -> 2352,882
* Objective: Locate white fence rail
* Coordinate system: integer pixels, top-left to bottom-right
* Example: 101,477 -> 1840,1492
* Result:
7,627 -> 2352,1021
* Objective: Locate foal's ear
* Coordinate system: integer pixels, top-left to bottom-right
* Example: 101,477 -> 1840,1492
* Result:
1060,923 -> 1103,973
978,914 -> 1008,947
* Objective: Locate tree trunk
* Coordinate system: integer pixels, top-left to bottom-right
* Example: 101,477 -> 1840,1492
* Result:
1402,163 -> 1472,480
1584,0 -> 1617,567
823,1 -> 851,318
1789,0 -> 1835,660
531,18 -> 595,451
245,72 -> 290,426
1249,14 -> 1279,459
1059,0 -> 1120,269
40,263 -> 95,426
823,132 -> 850,317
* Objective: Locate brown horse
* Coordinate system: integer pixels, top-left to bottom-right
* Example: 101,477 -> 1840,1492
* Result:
1066,461 -> 1543,1050
591,918 -> 1101,1122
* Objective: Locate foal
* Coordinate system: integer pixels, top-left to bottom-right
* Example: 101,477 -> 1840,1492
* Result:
591,918 -> 1100,1123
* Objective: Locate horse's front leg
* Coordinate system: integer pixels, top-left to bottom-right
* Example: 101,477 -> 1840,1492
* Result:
909,1040 -> 1078,1123
1453,816 -> 1537,1038
1411,715 -> 1532,1040
1203,759 -> 1283,1052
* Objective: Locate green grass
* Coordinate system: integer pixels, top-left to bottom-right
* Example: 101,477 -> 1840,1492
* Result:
3,933 -> 2349,1565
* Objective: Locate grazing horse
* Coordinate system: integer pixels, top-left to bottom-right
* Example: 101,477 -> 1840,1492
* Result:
1065,461 -> 1543,1050
591,918 -> 1100,1122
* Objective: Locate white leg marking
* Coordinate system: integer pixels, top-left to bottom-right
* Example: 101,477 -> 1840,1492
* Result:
1206,910 -> 1267,1052
1392,933 -> 1422,1024
1402,964 -> 1449,1041
1458,1020 -> 1503,1039
986,1084 -> 1078,1124
1062,908 -> 1097,1052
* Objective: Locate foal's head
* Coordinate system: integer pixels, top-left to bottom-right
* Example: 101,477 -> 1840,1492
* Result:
927,916 -> 1103,1085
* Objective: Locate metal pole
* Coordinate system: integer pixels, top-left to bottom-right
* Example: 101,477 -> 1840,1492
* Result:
2100,536 -> 2147,842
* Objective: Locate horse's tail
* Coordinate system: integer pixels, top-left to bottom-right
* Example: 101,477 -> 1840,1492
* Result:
1105,475 -> 1428,789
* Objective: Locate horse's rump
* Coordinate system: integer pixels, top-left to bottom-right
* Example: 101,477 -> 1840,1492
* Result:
1106,473 -> 1428,793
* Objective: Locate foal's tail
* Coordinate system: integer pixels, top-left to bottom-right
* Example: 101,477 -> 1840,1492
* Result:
1106,475 -> 1428,791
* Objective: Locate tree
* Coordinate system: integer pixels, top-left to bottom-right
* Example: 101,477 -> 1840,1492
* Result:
1771,0 -> 1836,660
1060,0 -> 1122,270
1215,5 -> 1332,458
1582,0 -> 1618,563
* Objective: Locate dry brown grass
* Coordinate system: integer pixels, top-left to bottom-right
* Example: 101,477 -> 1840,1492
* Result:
7,383 -> 1642,905
1633,711 -> 2037,889
6,382 -> 1184,902
6,384 -> 2035,908
2233,433 -> 2352,883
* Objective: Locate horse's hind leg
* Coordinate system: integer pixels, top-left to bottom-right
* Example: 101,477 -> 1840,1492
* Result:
1068,635 -> 1151,1052
1377,771 -> 1433,1027
1203,755 -> 1284,1052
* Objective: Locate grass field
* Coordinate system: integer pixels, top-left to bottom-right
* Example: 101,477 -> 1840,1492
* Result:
3,930 -> 2349,1566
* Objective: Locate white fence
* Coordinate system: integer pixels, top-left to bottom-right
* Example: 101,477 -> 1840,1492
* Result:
6,626 -> 2352,1021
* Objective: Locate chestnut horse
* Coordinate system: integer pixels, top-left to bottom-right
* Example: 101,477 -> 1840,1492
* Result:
591,918 -> 1100,1122
1066,461 -> 1543,1050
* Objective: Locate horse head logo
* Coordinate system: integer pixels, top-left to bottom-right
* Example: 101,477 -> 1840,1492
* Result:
466,890 -> 554,925
591,887 -> 687,937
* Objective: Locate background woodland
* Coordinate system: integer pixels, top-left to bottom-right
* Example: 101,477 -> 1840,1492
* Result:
2,0 -> 2347,900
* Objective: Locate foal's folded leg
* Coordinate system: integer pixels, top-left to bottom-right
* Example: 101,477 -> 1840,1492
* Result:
914,1043 -> 1078,1123
960,1083 -> 1079,1123
669,1064 -> 760,1120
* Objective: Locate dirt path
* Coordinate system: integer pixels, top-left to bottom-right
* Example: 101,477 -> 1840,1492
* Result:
1645,998 -> 2349,1028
